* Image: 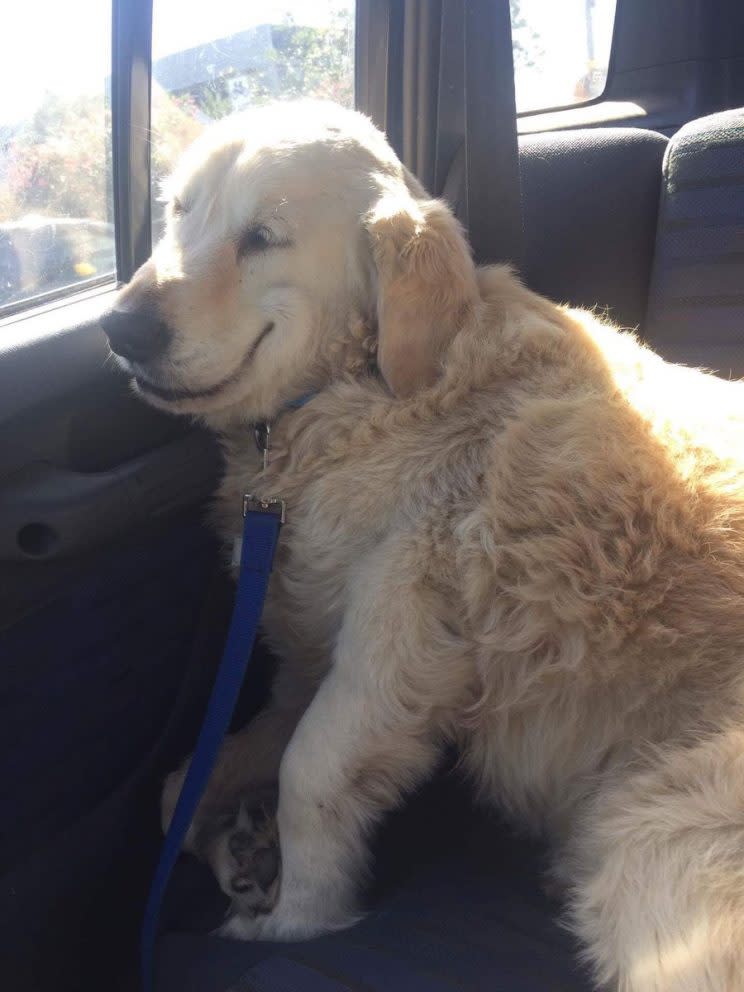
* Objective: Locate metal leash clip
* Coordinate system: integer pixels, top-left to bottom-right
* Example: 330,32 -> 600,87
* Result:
242,494 -> 286,523
246,421 -> 286,521
254,421 -> 272,472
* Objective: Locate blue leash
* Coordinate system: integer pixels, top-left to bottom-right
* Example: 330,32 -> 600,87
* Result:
140,493 -> 284,992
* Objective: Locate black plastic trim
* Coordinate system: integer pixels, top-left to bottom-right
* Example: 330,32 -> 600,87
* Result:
355,0 -> 389,126
0,275 -> 116,323
464,0 -> 522,266
355,1 -> 405,157
0,291 -> 116,425
111,0 -> 153,283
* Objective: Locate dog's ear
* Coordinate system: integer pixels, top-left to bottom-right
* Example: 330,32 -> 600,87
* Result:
364,182 -> 478,398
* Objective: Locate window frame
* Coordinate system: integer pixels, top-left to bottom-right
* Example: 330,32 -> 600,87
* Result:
1,0 -> 615,322
3,0 -> 365,323
514,0 -> 619,121
0,271 -> 115,323
111,0 -> 154,284
0,0 -> 153,322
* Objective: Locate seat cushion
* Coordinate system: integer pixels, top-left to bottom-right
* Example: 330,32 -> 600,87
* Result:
155,779 -> 592,992
644,108 -> 744,378
519,127 -> 668,331
443,127 -> 668,330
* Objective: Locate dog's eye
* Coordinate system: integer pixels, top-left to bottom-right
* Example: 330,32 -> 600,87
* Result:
238,225 -> 273,258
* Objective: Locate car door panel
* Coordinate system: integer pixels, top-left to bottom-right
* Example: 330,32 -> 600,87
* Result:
0,304 -> 227,989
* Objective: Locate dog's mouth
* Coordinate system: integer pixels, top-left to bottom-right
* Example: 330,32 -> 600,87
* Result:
134,322 -> 275,403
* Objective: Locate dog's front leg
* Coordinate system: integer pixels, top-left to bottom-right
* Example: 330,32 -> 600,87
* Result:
161,656 -> 323,851
217,539 -> 467,941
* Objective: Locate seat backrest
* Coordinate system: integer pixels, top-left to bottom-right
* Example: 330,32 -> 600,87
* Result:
518,127 -> 669,331
644,108 -> 744,378
444,127 -> 669,330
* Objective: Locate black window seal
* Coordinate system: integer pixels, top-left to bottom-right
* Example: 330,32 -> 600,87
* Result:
111,0 -> 153,284
0,275 -> 116,324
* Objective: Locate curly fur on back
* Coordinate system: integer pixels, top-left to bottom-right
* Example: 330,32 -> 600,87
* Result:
217,267 -> 744,987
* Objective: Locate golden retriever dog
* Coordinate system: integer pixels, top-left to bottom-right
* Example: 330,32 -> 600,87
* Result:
102,101 -> 744,991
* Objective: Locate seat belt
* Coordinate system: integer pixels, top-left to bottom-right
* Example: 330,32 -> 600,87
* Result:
456,0 -> 524,268
140,492 -> 284,992
463,0 -> 523,266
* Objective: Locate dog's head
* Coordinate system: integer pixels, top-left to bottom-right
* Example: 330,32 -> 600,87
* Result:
101,101 -> 477,422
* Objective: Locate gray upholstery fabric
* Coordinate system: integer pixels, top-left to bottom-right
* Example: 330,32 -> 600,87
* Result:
155,780 -> 591,992
518,128 -> 669,331
443,128 -> 669,331
645,108 -> 744,377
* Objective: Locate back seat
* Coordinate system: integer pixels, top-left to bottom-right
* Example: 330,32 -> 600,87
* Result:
519,127 -> 668,331
644,108 -> 744,378
155,777 -> 592,992
444,126 -> 669,329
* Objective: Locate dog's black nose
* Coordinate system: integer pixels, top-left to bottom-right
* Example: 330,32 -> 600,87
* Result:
100,305 -> 171,363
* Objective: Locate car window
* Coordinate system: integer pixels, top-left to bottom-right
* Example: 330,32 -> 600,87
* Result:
0,0 -> 613,322
0,0 -> 115,315
150,1 -> 355,238
511,0 -> 617,114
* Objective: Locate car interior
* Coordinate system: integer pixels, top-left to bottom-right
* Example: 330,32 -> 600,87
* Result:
1,1 -> 743,990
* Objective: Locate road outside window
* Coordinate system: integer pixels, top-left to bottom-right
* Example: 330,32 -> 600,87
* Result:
511,0 -> 616,113
0,0 -> 115,314
150,1 -> 355,238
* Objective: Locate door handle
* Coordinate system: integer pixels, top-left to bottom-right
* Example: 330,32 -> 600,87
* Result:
0,432 -> 220,561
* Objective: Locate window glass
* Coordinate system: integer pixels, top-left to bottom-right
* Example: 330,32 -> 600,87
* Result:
151,1 -> 355,237
511,0 -> 617,114
0,0 -> 115,314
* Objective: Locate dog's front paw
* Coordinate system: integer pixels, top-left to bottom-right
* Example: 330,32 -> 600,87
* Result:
213,912 -> 266,941
195,785 -> 281,918
215,876 -> 364,943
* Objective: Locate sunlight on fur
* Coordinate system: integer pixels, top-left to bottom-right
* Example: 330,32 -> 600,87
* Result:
629,920 -> 714,991
102,100 -> 744,991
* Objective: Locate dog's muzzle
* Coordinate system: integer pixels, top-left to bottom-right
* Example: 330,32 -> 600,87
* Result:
100,303 -> 171,363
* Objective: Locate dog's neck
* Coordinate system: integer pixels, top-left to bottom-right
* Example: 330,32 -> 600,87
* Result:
251,389 -> 316,464
320,308 -> 378,381
202,304 -> 380,435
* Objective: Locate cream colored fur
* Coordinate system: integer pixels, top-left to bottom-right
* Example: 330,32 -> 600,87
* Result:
115,101 -> 744,990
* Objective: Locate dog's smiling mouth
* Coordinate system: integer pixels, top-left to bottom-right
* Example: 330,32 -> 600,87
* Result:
135,321 -> 275,402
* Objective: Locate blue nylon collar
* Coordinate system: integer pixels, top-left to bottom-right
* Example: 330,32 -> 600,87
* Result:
254,392 -> 316,465
285,391 -> 316,410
